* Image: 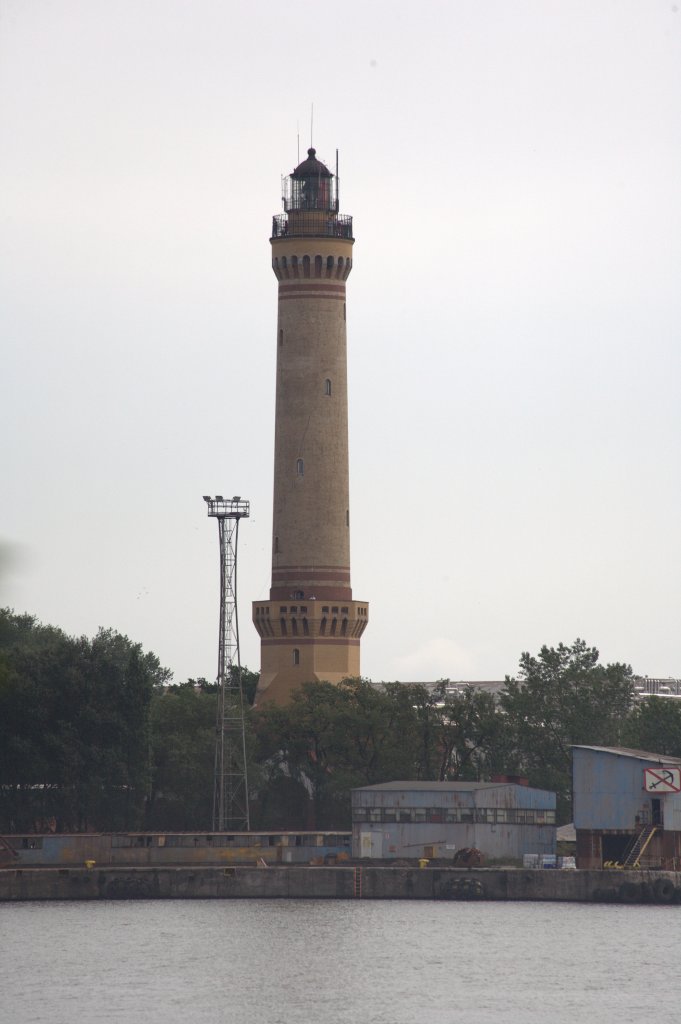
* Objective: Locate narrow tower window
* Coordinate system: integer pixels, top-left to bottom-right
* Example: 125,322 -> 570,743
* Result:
303,255 -> 311,278
320,617 -> 327,636
279,329 -> 283,346
326,255 -> 334,278
324,379 -> 331,396
315,255 -> 323,278
274,536 -> 280,553
293,648 -> 300,666
296,458 -> 304,476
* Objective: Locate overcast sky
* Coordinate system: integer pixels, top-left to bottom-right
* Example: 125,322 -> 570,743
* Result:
2,0 -> 680,684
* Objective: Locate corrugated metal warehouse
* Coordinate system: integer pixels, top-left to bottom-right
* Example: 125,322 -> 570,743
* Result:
352,780 -> 556,862
573,745 -> 681,870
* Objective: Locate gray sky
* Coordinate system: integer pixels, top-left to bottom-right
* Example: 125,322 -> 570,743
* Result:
2,0 -> 680,684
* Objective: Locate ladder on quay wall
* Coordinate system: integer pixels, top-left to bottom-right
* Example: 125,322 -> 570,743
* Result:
353,867 -> 362,899
622,825 -> 658,868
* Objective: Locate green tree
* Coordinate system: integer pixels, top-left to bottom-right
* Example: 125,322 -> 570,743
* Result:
427,682 -> 507,781
625,696 -> 681,758
254,678 -> 425,828
0,609 -> 168,831
147,683 -> 216,830
500,639 -> 634,820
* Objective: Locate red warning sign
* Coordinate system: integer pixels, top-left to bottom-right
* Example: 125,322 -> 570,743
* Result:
643,767 -> 681,793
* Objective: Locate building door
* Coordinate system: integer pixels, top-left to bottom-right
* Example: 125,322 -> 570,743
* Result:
652,799 -> 663,826
360,830 -> 382,858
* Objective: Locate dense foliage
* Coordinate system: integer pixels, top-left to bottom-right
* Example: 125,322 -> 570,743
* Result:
2,609 -> 674,832
0,609 -> 169,831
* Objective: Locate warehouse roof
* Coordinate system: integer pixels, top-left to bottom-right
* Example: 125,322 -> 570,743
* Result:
354,781 -> 531,792
573,745 -> 681,765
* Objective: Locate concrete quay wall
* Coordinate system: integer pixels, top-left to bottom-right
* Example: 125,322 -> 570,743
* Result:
1,866 -> 680,904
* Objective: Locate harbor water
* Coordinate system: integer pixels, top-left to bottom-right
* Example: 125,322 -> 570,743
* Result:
1,898 -> 678,1023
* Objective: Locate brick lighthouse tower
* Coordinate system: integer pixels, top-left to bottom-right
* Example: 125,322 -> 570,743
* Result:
253,147 -> 369,705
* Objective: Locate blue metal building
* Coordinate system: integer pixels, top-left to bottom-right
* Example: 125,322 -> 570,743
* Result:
352,780 -> 556,861
573,745 -> 681,869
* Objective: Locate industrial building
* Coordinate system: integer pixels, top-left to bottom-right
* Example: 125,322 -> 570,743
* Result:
352,780 -> 556,862
573,745 -> 681,870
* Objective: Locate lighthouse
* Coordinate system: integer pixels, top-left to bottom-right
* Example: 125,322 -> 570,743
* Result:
253,147 -> 369,705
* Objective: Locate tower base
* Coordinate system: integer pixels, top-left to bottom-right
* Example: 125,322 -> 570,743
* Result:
253,597 -> 369,706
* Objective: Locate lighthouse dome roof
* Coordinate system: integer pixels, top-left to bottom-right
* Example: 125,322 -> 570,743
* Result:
292,147 -> 333,179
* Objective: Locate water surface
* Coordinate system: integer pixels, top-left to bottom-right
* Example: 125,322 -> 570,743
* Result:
1,899 -> 678,1023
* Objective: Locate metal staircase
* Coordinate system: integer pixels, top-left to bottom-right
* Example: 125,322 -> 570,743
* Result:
622,824 -> 657,868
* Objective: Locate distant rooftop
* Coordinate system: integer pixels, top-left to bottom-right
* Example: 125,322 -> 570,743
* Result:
354,780 -> 540,792
374,677 -> 680,699
374,680 -> 506,694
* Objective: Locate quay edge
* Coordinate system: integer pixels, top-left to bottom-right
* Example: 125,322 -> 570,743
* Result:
1,866 -> 680,904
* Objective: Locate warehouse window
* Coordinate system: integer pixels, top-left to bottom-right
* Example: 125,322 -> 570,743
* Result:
21,837 -> 44,849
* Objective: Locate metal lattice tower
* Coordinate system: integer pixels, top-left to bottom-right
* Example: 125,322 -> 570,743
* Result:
203,495 -> 250,831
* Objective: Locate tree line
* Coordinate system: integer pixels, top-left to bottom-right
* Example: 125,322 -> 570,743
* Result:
1,608 -> 678,832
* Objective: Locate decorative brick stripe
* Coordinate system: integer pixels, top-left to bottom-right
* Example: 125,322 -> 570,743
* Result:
278,282 -> 346,294
261,637 -> 361,647
269,587 -> 353,601
278,291 -> 345,302
273,566 -> 350,578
